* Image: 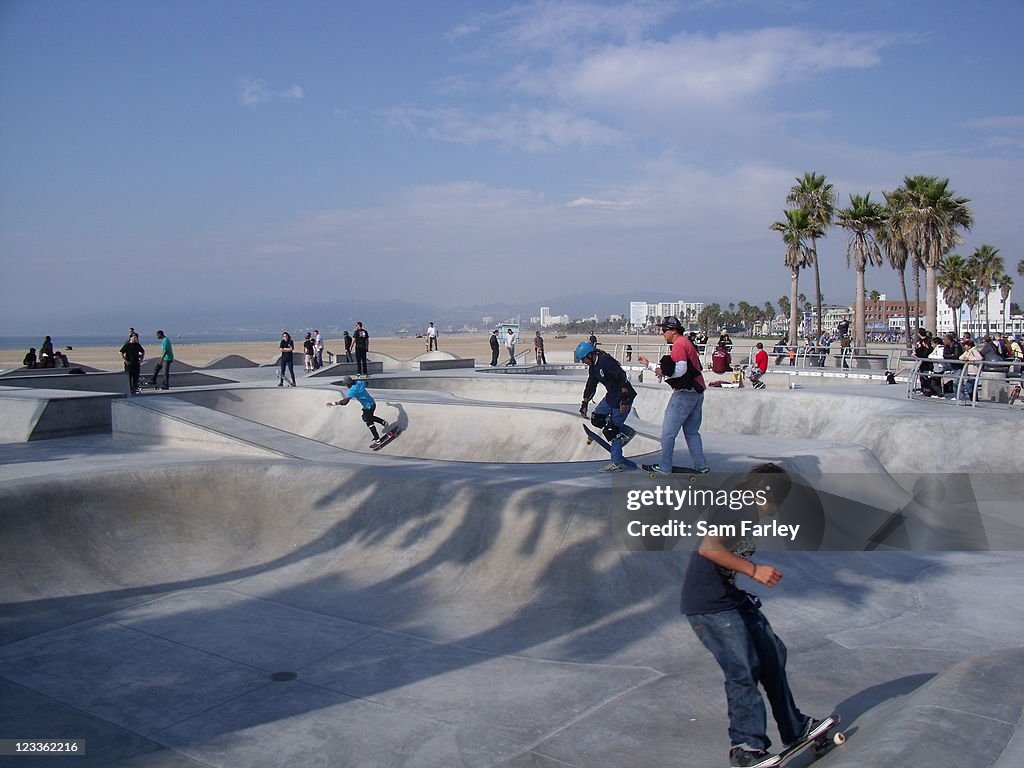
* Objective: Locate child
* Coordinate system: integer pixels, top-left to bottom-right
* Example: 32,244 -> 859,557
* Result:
683,463 -> 828,767
326,375 -> 388,444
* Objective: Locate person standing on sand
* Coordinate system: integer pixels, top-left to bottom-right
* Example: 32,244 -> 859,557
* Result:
120,331 -> 145,395
278,331 -> 296,386
353,322 -> 370,377
150,330 -> 174,389
489,329 -> 500,367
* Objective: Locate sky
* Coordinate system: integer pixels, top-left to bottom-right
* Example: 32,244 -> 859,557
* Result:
1,0 -> 1022,333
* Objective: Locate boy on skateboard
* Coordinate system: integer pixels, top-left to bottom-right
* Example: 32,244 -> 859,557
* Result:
683,463 -> 827,768
326,375 -> 389,445
576,341 -> 636,472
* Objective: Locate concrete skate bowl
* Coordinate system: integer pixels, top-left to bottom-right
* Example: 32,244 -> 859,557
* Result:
167,387 -> 659,463
4,462 -> 1022,767
0,462 -> 700,765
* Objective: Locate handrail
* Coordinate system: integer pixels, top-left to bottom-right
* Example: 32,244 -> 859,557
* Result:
905,357 -> 1022,407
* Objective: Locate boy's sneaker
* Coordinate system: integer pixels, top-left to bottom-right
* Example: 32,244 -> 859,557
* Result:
599,462 -> 625,473
694,466 -> 711,474
786,716 -> 832,748
729,746 -> 777,768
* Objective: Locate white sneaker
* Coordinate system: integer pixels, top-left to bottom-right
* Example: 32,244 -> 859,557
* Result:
599,462 -> 625,473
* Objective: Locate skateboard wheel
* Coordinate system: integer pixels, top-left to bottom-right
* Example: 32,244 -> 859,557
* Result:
833,732 -> 845,746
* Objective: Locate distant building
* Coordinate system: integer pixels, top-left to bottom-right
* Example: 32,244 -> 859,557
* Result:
539,306 -> 570,326
630,299 -> 704,329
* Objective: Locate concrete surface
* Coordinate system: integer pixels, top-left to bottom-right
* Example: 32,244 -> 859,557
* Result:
0,369 -> 1022,768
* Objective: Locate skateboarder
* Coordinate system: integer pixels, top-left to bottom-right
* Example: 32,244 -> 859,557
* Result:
575,341 -> 636,472
683,463 -> 826,767
150,330 -> 174,390
489,329 -> 500,367
326,375 -> 388,444
353,322 -> 370,376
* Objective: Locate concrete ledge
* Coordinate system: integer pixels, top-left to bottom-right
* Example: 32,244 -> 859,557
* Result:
412,358 -> 476,371
0,391 -> 116,442
0,371 -> 232,393
834,354 -> 889,370
307,361 -> 384,377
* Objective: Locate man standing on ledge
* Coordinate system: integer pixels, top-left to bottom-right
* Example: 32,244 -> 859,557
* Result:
638,316 -> 709,474
576,341 -> 636,472
150,330 -> 174,390
489,329 -> 500,367
353,321 -> 370,377
426,322 -> 438,351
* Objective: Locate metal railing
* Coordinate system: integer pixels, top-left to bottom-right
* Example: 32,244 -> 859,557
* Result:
905,357 -> 1023,407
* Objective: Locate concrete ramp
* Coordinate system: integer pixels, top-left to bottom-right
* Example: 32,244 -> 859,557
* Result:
167,387 -> 660,463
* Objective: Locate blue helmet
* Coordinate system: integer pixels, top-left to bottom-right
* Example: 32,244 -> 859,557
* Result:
575,341 -> 596,362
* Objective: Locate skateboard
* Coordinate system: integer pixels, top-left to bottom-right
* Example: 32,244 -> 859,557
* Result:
583,425 -> 638,469
371,426 -> 401,451
765,714 -> 844,767
1010,383 -> 1021,405
640,463 -> 706,477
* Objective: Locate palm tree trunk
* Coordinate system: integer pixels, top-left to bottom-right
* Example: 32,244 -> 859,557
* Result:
952,304 -> 960,338
926,266 -> 938,335
898,268 -> 912,349
811,237 -> 822,340
789,267 -> 800,358
913,261 -> 921,334
984,289 -> 990,335
856,268 -> 866,349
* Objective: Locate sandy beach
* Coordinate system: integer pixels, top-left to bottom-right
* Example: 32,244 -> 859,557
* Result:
0,333 -> 687,372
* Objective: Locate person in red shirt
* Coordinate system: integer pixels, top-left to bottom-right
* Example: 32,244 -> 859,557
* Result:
748,342 -> 769,390
638,316 -> 710,473
711,341 -> 733,374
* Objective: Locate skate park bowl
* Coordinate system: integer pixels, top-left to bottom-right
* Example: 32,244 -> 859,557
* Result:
2,371 -> 1024,767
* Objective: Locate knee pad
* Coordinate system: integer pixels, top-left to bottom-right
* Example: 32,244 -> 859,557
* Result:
602,422 -> 620,442
590,412 -> 607,429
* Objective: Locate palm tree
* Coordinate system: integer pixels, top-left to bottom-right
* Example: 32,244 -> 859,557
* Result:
881,189 -> 915,348
937,254 -> 971,338
771,208 -> 818,351
1018,259 -> 1024,279
869,289 -> 881,302
970,244 -> 1004,334
890,175 -> 973,335
999,274 -> 1014,333
787,172 -> 835,341
836,193 -> 885,349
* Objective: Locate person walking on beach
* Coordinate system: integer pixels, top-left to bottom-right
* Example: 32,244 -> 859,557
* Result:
426,322 -> 438,351
534,330 -> 547,364
303,333 -> 315,373
119,331 -> 145,395
326,375 -> 388,445
576,341 -> 636,472
505,328 -> 517,366
278,331 -> 296,386
343,331 -> 354,363
353,322 -> 370,377
489,329 -> 500,367
150,330 -> 174,389
684,463 -> 828,768
638,316 -> 709,474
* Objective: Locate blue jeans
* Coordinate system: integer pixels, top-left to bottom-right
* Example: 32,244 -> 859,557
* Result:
688,600 -> 807,752
659,388 -> 707,471
593,397 -> 628,465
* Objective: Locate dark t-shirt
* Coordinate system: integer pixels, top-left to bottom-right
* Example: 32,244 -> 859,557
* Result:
119,341 -> 145,368
681,505 -> 758,615
303,339 -> 315,356
280,339 -> 294,361
354,329 -> 369,349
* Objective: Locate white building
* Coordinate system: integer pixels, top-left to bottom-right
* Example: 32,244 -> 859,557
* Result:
539,307 -> 570,327
936,284 -> 1016,337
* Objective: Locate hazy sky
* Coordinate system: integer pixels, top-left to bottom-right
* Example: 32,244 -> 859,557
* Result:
2,0 -> 1022,331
